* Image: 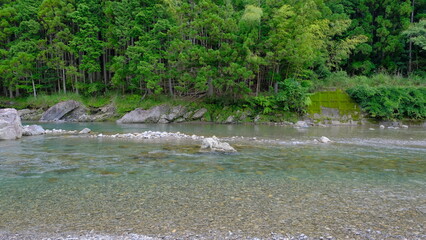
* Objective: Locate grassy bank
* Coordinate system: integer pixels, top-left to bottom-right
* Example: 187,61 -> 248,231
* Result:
0,93 -> 188,115
0,92 -> 302,123
1,74 -> 425,122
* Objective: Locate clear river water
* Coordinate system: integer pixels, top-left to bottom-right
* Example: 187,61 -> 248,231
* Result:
0,122 -> 425,239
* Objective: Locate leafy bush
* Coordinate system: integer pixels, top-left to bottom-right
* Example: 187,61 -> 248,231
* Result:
347,86 -> 426,120
248,79 -> 311,115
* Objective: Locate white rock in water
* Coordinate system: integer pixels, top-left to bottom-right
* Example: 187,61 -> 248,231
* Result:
295,121 -> 309,128
22,125 -> 45,136
0,108 -> 23,140
401,125 -> 408,128
379,125 -> 385,129
369,128 -> 375,131
79,128 -> 91,134
319,136 -> 331,143
200,137 -> 236,153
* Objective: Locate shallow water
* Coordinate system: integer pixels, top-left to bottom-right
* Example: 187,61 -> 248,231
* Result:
0,123 -> 425,239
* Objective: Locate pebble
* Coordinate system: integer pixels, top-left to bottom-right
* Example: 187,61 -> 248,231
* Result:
88,131 -> 203,141
45,129 -> 77,135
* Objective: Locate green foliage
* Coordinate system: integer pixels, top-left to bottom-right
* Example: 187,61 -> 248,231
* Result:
347,86 -> 426,120
114,94 -> 188,115
318,72 -> 425,90
248,79 -> 311,115
0,0 -> 425,121
403,19 -> 426,51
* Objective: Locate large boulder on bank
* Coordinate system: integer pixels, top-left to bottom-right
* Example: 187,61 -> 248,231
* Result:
191,108 -> 207,120
62,105 -> 90,122
0,108 -> 23,140
40,100 -> 81,121
117,105 -> 197,124
164,105 -> 187,121
117,105 -> 170,123
200,137 -> 236,153
295,121 -> 309,128
18,109 -> 44,121
22,125 -> 45,136
92,104 -> 116,121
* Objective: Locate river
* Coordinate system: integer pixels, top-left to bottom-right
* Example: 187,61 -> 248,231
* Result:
0,123 -> 425,239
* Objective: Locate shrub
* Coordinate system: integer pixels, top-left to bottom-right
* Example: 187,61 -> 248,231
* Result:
347,86 -> 426,120
248,79 -> 311,115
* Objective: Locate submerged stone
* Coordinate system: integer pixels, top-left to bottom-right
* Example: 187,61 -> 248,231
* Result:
22,125 -> 45,136
79,128 -> 91,134
200,137 -> 236,153
319,136 -> 331,143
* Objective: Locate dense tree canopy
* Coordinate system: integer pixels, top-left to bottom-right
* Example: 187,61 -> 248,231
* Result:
0,0 -> 424,98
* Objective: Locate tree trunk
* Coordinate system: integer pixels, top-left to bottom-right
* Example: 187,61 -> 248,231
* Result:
103,51 -> 108,85
62,68 -> 66,94
75,75 -> 79,95
31,76 -> 37,97
408,0 -> 415,74
274,65 -> 280,94
207,77 -> 213,97
9,87 -> 13,98
256,70 -> 260,96
168,78 -> 174,96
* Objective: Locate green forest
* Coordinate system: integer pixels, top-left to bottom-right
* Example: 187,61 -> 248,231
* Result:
0,0 -> 425,108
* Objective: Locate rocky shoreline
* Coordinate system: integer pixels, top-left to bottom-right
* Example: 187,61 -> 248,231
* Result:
11,100 -> 425,127
2,107 -> 339,153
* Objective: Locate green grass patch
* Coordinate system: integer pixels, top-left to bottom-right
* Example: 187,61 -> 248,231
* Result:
308,90 -> 361,117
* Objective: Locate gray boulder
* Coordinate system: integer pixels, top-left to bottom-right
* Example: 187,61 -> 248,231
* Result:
191,108 -> 207,120
62,106 -> 89,122
40,100 -> 81,121
79,128 -> 91,134
319,136 -> 331,143
200,137 -> 236,153
22,125 -> 45,136
117,105 -> 170,123
225,115 -> 235,124
0,108 -> 23,140
18,109 -> 44,121
254,115 -> 261,122
164,105 -> 187,121
117,105 -> 207,124
93,104 -> 116,121
295,121 -> 309,128
118,105 -> 191,124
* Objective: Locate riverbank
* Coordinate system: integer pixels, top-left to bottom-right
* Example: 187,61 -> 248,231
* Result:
1,90 -> 425,127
